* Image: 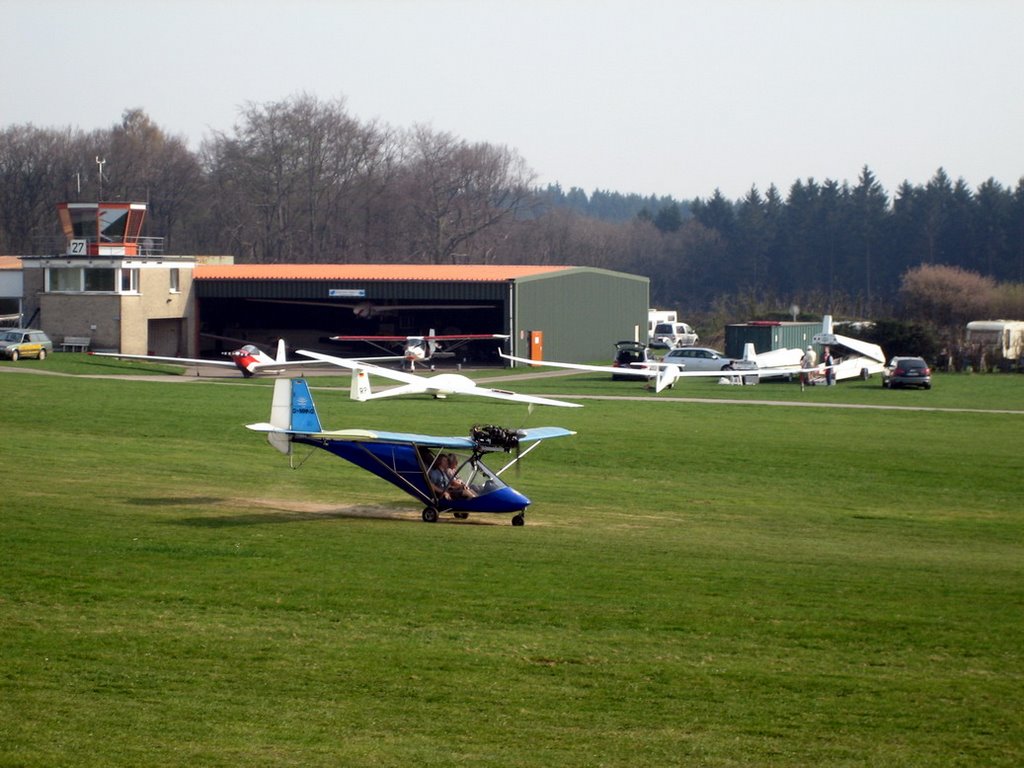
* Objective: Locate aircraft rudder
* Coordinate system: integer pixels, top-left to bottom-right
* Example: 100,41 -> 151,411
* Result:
350,366 -> 373,401
266,378 -> 294,454
289,378 -> 323,433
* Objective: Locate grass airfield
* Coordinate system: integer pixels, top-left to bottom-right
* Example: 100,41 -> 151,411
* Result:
2,357 -> 1022,766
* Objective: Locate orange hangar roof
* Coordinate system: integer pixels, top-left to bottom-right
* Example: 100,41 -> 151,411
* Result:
193,263 -> 572,281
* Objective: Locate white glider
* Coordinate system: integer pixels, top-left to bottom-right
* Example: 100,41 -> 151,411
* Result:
296,349 -> 582,408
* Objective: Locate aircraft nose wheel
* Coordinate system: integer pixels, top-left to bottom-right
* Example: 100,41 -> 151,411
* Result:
512,513 -> 526,526
422,507 -> 439,523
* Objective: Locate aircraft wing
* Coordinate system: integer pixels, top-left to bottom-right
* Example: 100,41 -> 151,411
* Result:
830,333 -> 886,364
424,333 -> 510,341
247,422 -> 478,448
296,350 -> 423,383
458,385 -> 582,408
518,426 -> 576,443
498,350 -> 656,378
332,333 -> 509,342
89,351 -> 239,368
246,422 -> 573,448
247,359 -> 337,372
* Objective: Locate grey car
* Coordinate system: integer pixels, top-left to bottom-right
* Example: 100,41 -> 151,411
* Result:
882,356 -> 932,389
661,346 -> 735,372
0,328 -> 53,360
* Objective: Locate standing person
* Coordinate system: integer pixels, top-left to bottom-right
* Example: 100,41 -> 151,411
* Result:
800,345 -> 817,390
822,346 -> 835,386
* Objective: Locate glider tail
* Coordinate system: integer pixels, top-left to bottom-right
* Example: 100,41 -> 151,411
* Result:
427,328 -> 438,359
350,366 -> 373,401
263,377 -> 323,454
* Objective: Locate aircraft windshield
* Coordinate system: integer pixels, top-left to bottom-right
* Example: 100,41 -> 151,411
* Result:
428,451 -> 508,497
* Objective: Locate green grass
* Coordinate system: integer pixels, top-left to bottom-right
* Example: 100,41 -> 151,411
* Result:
1,365 -> 1022,766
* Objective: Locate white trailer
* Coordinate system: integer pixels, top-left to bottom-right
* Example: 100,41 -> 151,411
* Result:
966,320 -> 1024,369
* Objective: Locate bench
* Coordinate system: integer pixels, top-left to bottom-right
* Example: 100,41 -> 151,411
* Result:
61,336 -> 92,352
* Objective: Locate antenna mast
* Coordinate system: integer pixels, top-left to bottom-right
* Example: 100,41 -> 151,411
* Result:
96,156 -> 106,199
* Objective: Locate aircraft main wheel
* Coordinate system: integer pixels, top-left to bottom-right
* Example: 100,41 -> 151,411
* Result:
422,507 -> 439,523
453,512 -> 469,520
512,513 -> 525,527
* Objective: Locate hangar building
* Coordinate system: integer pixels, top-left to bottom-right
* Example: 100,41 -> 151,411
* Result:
194,263 -> 649,364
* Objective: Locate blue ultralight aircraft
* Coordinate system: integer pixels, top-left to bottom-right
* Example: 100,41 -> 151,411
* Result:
246,378 -> 576,525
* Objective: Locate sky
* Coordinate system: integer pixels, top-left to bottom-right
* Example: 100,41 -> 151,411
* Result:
3,0 -> 1023,201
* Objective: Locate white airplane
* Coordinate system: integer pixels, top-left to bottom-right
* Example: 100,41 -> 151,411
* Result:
295,349 -> 582,408
810,314 -> 886,381
89,339 -> 329,378
330,330 -> 510,369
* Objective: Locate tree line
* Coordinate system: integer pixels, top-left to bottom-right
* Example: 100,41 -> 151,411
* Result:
2,94 -> 1023,328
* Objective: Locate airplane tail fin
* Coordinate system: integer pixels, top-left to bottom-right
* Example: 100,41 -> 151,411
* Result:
260,377 -> 323,454
426,328 -> 438,359
813,314 -> 838,346
275,338 -> 287,363
350,366 -> 373,401
742,342 -> 757,362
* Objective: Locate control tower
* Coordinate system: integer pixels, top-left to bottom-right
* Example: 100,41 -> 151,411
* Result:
56,201 -> 155,257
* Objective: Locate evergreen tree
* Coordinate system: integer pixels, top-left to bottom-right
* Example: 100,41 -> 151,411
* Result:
849,166 -> 890,313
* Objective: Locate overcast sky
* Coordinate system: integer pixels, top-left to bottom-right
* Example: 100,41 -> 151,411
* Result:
3,0 -> 1023,201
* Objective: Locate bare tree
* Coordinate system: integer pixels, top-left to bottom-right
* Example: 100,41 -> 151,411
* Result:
104,109 -> 204,250
396,125 -> 535,264
202,94 -> 395,262
0,125 -> 86,251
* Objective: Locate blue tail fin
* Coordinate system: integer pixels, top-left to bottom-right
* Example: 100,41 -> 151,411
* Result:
288,378 -> 323,433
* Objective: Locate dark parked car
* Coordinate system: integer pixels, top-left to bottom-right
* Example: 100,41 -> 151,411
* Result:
882,356 -> 932,389
0,328 -> 53,360
611,341 -> 657,380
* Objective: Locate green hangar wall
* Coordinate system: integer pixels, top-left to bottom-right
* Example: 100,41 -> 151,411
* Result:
511,268 -> 649,363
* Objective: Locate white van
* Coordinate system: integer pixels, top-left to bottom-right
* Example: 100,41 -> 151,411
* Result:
651,321 -> 698,348
647,309 -> 677,340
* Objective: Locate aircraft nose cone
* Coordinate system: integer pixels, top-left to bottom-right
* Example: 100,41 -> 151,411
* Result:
502,487 -> 531,511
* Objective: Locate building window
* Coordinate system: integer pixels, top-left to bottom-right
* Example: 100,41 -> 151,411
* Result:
169,268 -> 180,293
48,267 -> 83,291
84,268 -> 116,292
120,268 -> 139,293
46,266 -> 143,294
